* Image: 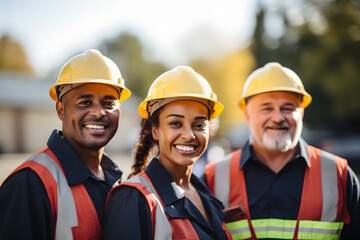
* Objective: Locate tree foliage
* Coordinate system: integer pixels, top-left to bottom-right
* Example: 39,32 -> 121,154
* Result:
100,33 -> 167,98
192,50 -> 256,134
252,0 -> 360,130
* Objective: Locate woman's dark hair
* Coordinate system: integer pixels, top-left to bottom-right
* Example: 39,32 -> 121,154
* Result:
128,109 -> 161,179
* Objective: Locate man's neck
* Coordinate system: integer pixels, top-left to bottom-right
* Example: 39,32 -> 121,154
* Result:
77,148 -> 105,180
252,144 -> 297,173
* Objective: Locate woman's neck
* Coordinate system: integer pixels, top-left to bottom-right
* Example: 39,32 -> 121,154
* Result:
158,158 -> 193,187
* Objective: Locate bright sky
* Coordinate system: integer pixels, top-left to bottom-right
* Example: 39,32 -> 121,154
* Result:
0,0 -> 257,76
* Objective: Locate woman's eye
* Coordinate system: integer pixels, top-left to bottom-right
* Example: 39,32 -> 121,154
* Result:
169,121 -> 181,127
104,101 -> 116,107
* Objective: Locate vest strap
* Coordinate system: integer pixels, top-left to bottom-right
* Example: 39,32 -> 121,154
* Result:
25,150 -> 78,240
126,174 -> 173,240
9,147 -> 101,240
215,153 -> 232,208
123,173 -> 200,240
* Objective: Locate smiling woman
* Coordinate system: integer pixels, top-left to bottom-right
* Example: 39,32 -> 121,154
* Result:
103,66 -> 231,239
152,100 -> 210,171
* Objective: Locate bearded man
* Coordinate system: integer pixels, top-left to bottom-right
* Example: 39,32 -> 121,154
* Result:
203,62 -> 360,240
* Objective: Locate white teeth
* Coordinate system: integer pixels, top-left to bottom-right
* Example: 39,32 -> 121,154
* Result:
85,124 -> 105,129
175,145 -> 195,151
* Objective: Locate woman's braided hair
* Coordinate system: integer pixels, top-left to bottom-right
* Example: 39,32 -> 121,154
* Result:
128,109 -> 160,179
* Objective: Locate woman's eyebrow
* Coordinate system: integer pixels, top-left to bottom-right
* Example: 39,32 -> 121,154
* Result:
104,95 -> 117,100
195,116 -> 208,120
166,114 -> 208,120
166,114 -> 184,118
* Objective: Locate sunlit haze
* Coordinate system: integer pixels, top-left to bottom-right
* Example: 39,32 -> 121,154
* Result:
0,0 -> 256,76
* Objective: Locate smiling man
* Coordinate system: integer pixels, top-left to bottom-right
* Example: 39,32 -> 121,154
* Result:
204,62 -> 360,239
0,49 -> 131,240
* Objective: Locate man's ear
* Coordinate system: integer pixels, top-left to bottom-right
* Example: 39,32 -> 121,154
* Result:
56,101 -> 65,120
152,125 -> 159,141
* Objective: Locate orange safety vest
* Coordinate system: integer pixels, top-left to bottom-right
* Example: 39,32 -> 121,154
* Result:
205,145 -> 350,240
108,171 -> 231,240
6,147 -> 101,240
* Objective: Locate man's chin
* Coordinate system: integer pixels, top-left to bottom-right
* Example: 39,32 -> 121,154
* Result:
83,139 -> 109,150
262,135 -> 293,152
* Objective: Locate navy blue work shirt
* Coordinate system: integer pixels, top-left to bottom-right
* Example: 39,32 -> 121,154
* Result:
103,158 -> 229,240
230,138 -> 360,239
0,130 -> 122,240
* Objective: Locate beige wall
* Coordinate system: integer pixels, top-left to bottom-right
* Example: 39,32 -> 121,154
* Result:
0,109 -> 16,152
24,108 -> 61,152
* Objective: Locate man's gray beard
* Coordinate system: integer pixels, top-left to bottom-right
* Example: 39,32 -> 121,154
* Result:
262,131 -> 293,152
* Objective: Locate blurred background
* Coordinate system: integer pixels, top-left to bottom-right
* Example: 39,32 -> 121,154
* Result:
1,0 -> 360,181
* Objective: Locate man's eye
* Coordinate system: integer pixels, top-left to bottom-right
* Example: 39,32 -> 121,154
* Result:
283,107 -> 295,113
261,107 -> 272,112
194,123 -> 206,129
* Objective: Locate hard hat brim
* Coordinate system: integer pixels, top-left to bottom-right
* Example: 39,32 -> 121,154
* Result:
238,89 -> 312,110
49,78 -> 131,102
138,94 -> 224,120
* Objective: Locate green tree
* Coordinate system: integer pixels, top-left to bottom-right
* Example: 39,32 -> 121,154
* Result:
252,0 -> 360,130
100,33 -> 167,98
192,49 -> 256,134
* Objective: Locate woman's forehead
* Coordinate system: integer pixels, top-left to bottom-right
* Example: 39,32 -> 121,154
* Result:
160,100 -> 209,117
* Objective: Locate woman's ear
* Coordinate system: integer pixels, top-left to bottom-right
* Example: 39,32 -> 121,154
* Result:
56,101 -> 65,121
152,125 -> 159,141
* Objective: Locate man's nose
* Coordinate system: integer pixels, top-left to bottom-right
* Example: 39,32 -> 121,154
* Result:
271,108 -> 285,123
90,102 -> 106,118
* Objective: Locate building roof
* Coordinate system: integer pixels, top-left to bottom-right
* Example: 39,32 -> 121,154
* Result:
0,72 -> 141,112
0,73 -> 54,110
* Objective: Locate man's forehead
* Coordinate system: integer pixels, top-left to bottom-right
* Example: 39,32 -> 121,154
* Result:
248,91 -> 301,105
71,83 -> 119,97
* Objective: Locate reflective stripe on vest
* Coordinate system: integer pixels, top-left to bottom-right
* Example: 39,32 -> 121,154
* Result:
215,153 -> 232,209
126,175 -> 173,240
225,219 -> 252,239
297,220 -> 343,240
116,173 -> 201,240
9,147 -> 101,240
319,150 -> 338,222
211,147 -> 346,240
226,218 -> 343,240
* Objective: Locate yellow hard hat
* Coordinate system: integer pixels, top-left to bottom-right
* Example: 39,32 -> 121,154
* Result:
239,62 -> 312,110
49,49 -> 131,102
138,66 -> 223,119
